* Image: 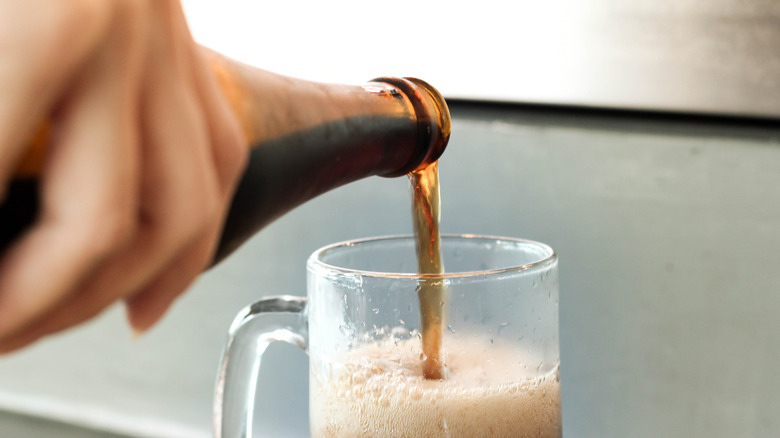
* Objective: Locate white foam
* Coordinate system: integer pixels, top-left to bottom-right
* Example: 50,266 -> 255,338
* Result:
310,339 -> 561,438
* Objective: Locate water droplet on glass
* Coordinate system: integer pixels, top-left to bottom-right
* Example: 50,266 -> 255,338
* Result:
371,307 -> 380,315
498,322 -> 509,335
447,325 -> 456,334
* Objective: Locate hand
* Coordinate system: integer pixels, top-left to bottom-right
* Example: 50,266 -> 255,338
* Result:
0,0 -> 247,352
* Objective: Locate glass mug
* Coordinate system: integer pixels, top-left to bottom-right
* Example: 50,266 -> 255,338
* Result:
214,235 -> 560,438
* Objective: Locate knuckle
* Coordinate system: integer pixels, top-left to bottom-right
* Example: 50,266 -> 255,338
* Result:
158,181 -> 221,246
79,200 -> 136,259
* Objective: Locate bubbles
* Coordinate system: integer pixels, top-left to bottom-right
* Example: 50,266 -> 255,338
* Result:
310,339 -> 562,437
391,326 -> 410,337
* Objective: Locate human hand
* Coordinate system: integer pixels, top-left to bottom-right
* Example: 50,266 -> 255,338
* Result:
0,0 -> 247,352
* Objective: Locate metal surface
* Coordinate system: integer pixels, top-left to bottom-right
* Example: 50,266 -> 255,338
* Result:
0,410 -> 130,438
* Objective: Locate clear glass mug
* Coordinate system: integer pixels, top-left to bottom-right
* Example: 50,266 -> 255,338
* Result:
214,234 -> 560,438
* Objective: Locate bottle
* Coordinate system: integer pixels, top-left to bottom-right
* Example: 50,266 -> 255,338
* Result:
0,50 -> 451,264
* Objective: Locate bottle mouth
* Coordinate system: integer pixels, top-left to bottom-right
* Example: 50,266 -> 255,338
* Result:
371,77 -> 451,177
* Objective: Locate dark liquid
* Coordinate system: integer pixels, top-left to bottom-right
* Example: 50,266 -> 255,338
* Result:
410,162 -> 445,380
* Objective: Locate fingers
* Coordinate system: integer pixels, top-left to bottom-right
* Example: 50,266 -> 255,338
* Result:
0,0 -> 110,189
0,1 -> 144,339
0,64 -> 228,350
0,0 -> 247,350
0,53 -> 139,337
0,230 -> 218,354
124,234 -> 217,333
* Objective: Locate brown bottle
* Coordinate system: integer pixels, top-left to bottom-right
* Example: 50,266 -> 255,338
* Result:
0,50 -> 451,264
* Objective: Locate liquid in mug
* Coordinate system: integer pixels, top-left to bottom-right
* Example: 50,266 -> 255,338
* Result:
310,337 -> 561,438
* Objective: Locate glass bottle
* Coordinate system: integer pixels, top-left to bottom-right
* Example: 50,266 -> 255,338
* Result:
0,50 -> 451,263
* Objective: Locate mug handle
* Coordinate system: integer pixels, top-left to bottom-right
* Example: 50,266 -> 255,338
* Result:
213,295 -> 308,438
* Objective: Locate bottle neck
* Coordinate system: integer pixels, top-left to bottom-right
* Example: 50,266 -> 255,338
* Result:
207,51 -> 450,177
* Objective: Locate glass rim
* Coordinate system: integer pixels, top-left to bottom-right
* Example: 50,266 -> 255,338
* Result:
308,234 -> 557,279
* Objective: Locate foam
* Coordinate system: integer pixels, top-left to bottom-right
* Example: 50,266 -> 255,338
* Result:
310,339 -> 561,438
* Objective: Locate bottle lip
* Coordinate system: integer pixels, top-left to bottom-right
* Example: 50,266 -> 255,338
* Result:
370,77 -> 451,177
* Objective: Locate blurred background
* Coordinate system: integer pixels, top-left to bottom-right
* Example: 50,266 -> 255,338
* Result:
2,0 -> 779,437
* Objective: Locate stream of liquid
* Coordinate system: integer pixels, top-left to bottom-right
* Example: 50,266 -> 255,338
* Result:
409,162 -> 445,380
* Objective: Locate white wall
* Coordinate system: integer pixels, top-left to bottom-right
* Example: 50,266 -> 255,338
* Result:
181,0 -> 780,117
